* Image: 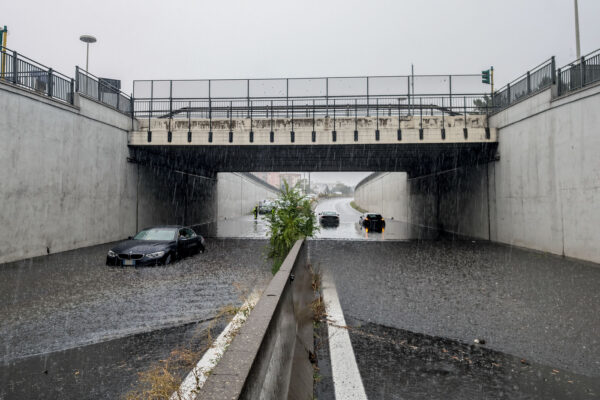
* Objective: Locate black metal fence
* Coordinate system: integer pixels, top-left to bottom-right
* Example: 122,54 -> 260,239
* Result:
0,46 -> 74,104
133,75 -> 491,120
491,58 -> 555,112
75,67 -> 132,114
557,48 -> 600,96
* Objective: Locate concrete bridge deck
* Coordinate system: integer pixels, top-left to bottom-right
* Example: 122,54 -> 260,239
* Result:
128,115 -> 497,175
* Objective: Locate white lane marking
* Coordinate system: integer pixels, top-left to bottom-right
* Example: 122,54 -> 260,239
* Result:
323,274 -> 368,400
171,290 -> 261,400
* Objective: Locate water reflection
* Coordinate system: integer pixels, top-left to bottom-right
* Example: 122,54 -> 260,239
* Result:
211,197 -> 438,241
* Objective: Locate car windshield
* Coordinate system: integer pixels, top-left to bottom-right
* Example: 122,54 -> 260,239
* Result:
322,211 -> 338,216
133,228 -> 176,241
366,214 -> 382,219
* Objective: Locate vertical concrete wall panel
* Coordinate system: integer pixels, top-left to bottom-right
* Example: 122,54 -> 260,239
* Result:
0,85 -> 137,264
217,173 -> 278,220
354,172 -> 408,220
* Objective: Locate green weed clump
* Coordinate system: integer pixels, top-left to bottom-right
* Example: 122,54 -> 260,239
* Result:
266,181 -> 318,274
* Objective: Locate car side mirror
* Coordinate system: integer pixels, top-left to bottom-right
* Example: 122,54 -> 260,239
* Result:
128,236 -> 133,240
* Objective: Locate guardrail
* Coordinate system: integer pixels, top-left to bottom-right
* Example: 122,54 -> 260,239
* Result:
491,57 -> 555,113
557,48 -> 600,96
75,67 -> 132,115
133,74 -> 491,120
0,46 -> 74,104
197,239 -> 313,399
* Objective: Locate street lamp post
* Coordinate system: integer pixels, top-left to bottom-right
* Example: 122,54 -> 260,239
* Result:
79,35 -> 97,72
574,0 -> 581,59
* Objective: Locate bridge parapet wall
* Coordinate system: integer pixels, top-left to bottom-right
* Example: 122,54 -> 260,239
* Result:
130,115 -> 495,146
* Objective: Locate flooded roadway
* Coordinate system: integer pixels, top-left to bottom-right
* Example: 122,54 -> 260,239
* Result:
216,196 -> 435,241
215,197 -> 600,398
2,197 -> 599,399
0,239 -> 272,399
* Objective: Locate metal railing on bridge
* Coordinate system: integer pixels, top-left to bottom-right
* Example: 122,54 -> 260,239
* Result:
557,48 -> 600,96
1,46 -> 74,104
0,46 -> 132,115
75,67 -> 132,115
491,58 -> 555,113
132,75 -> 492,122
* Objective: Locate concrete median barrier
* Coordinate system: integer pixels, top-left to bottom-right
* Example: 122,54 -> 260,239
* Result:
196,239 -> 313,400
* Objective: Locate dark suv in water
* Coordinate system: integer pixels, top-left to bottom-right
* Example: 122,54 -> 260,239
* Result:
359,213 -> 386,232
318,211 -> 340,227
106,226 -> 205,266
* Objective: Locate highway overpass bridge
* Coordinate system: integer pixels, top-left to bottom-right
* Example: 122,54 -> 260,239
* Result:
129,75 -> 497,175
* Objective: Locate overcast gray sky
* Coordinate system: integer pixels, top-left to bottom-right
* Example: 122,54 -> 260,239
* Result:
3,0 -> 598,186
3,0 -> 599,94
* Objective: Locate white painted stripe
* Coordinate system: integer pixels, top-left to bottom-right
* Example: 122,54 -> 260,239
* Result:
322,275 -> 368,400
171,290 -> 261,400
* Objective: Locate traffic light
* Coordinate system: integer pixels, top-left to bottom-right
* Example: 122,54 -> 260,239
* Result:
481,69 -> 491,84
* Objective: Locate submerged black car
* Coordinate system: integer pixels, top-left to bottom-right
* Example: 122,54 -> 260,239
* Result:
319,211 -> 340,227
106,226 -> 205,267
359,213 -> 386,232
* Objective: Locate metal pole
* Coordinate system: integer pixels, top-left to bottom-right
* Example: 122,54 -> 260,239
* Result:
366,77 -> 369,117
411,64 -> 415,99
574,0 -> 581,59
448,75 -> 452,107
326,78 -> 329,117
47,68 -> 53,97
12,50 -> 17,84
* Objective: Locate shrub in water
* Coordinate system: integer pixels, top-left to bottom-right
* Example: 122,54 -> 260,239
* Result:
266,181 -> 318,274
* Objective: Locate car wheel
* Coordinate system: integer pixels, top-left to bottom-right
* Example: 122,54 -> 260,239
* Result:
199,245 -> 205,254
164,253 -> 172,265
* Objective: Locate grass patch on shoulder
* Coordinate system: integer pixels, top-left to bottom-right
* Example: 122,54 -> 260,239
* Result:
350,201 -> 368,214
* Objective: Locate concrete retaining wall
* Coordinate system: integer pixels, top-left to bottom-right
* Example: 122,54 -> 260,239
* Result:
354,172 -> 408,220
354,84 -> 600,264
0,82 -> 138,264
217,172 -> 279,219
0,82 -> 223,264
198,239 -> 313,399
488,84 -> 600,262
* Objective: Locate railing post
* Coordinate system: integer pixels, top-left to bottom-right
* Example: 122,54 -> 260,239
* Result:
448,74 -> 452,102
506,83 -> 511,104
286,78 -> 289,118
526,70 -> 531,94
366,77 -> 369,117
581,56 -> 586,87
75,66 -> 80,92
70,78 -> 75,104
47,68 -> 53,98
551,56 -> 556,84
169,80 -> 173,117
97,76 -> 102,102
130,97 -> 135,126
406,75 -> 410,116
326,77 -> 329,117
12,50 -> 18,84
116,90 -> 120,110
557,68 -> 562,96
247,79 -> 250,118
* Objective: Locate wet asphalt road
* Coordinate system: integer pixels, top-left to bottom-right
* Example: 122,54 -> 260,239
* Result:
3,197 -> 600,399
309,239 -> 600,399
0,238 -> 271,399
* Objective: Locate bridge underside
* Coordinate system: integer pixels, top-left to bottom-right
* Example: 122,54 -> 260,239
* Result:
129,143 -> 498,176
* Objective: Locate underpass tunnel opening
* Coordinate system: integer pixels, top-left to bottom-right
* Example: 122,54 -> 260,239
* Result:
131,134 -> 498,243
